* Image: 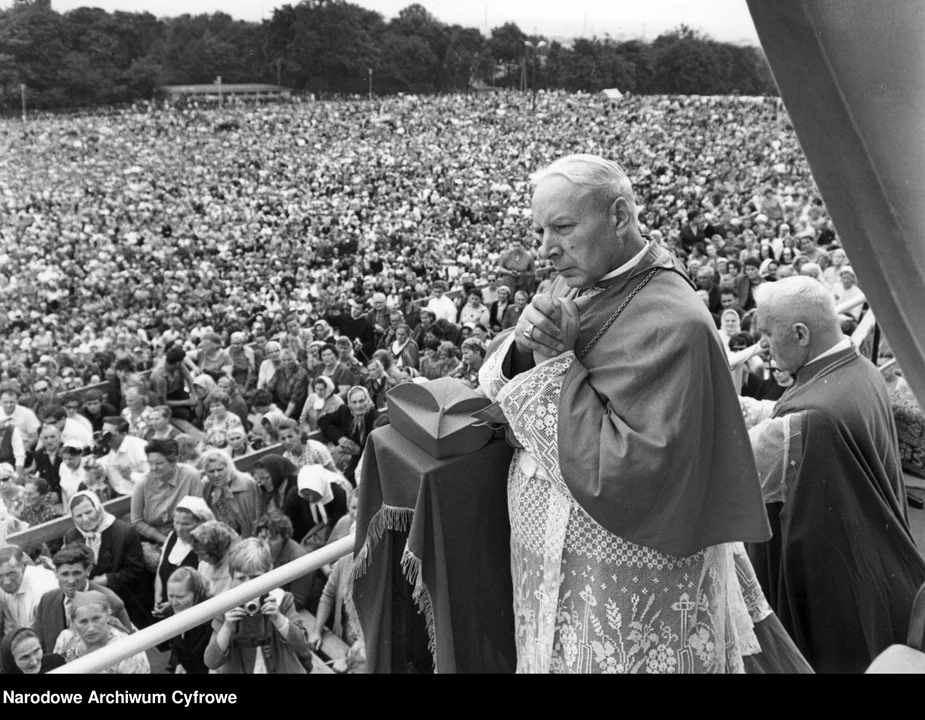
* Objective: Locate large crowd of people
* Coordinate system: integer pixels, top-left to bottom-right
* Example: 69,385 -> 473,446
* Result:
0,90 -> 920,674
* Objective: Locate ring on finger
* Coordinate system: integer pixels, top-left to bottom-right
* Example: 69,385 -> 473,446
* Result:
522,323 -> 535,340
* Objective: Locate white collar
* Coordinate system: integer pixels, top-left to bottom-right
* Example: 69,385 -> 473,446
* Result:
596,243 -> 649,283
808,336 -> 852,365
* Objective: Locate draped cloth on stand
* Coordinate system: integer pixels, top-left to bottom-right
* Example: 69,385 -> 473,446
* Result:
351,425 -> 516,673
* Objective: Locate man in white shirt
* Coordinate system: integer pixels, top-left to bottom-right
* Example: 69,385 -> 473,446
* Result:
97,416 -> 149,497
0,386 -> 41,453
0,546 -> 58,637
426,281 -> 458,324
43,405 -> 94,448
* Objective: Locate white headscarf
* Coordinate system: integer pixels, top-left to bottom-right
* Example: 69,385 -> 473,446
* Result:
68,490 -> 117,563
297,465 -> 342,525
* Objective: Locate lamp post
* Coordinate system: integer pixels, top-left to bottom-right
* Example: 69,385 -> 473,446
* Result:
20,83 -> 26,123
524,40 -> 548,111
368,67 -> 373,101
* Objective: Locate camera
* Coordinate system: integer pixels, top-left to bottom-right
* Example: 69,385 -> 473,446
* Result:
243,594 -> 269,615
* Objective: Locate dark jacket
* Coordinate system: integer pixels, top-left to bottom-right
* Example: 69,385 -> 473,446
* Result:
32,449 -> 63,495
326,314 -> 376,362
165,608 -> 212,674
32,582 -> 132,653
64,519 -> 150,629
282,483 -> 348,545
318,405 -> 378,486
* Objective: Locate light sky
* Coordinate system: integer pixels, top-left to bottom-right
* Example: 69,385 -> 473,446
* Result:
4,0 -> 761,44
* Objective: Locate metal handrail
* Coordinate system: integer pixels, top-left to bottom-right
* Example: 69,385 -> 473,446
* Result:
50,534 -> 355,674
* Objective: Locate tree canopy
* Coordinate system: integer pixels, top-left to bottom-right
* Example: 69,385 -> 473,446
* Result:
0,1 -> 777,111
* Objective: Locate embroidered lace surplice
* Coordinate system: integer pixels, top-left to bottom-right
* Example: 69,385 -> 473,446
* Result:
480,334 -> 767,673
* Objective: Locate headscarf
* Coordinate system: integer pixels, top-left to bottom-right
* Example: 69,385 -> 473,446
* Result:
297,464 -> 337,525
174,495 -> 214,523
260,410 -> 288,441
314,375 -> 336,400
313,320 -> 333,342
71,589 -> 111,616
193,374 -> 217,396
166,566 -> 211,607
257,454 -> 298,493
68,490 -> 116,563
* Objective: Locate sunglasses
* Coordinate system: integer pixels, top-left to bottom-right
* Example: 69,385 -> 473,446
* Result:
770,367 -> 784,373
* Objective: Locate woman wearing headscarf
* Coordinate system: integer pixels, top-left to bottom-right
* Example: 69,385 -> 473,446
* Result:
251,455 -> 299,514
312,319 -> 335,346
64,490 -> 149,629
718,308 -> 743,354
293,464 -> 348,553
258,409 -> 287,448
153,495 -> 214,616
257,341 -> 281,391
200,449 -> 263,539
2,628 -> 66,674
318,386 -> 378,486
53,590 -> 149,673
299,376 -> 344,434
163,567 -> 213,674
191,374 -> 218,430
189,520 -> 240,596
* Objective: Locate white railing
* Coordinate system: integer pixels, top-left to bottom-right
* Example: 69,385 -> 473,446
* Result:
50,534 -> 355,674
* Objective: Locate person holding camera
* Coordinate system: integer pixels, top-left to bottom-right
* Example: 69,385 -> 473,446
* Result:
203,538 -> 310,674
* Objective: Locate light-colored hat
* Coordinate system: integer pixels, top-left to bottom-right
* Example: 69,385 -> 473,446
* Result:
175,495 -> 214,522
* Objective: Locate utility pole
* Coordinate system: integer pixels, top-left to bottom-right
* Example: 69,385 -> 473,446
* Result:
524,41 -> 548,111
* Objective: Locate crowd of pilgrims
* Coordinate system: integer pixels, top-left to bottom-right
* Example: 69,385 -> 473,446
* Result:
0,90 -> 921,674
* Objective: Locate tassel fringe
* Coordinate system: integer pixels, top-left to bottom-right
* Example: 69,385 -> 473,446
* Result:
401,546 -> 437,673
351,504 -> 415,582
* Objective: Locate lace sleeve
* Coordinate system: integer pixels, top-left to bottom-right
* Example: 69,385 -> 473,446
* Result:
739,396 -> 776,430
496,351 -> 576,492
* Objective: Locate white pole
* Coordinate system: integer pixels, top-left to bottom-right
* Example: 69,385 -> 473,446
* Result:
20,83 -> 26,123
51,535 -> 355,674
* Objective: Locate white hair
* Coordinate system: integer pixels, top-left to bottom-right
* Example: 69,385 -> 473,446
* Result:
530,154 -> 637,218
755,276 -> 838,332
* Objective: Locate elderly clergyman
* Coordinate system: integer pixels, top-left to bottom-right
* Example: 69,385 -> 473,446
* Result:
479,154 -> 774,673
746,276 -> 925,673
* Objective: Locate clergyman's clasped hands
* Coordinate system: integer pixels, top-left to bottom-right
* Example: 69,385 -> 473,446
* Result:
515,293 -> 580,365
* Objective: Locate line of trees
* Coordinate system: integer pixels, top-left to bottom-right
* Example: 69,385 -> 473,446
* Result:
0,0 -> 777,112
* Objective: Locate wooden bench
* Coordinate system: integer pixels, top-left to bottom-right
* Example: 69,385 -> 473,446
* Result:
7,496 -> 131,550
5,444 -> 284,548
